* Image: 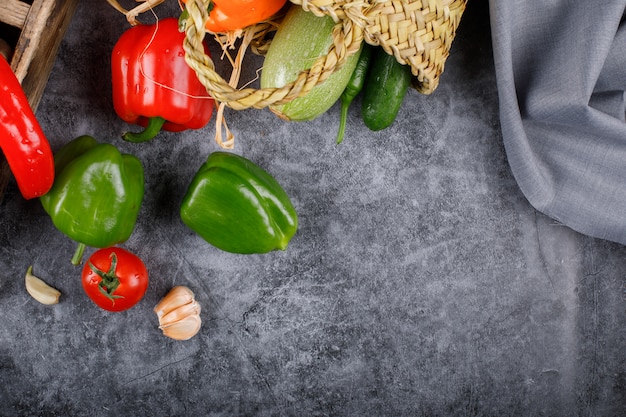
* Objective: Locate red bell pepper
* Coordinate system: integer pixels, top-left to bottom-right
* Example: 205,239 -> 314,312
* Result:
0,56 -> 54,199
111,17 -> 214,143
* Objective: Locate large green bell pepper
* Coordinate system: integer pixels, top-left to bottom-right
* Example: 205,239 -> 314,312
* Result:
180,152 -> 298,254
40,135 -> 144,265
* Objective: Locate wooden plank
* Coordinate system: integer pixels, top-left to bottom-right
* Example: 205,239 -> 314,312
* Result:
18,0 -> 81,110
0,0 -> 81,203
12,0 -> 55,83
0,0 -> 30,29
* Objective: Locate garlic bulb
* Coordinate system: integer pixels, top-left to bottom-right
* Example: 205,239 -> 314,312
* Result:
154,286 -> 201,340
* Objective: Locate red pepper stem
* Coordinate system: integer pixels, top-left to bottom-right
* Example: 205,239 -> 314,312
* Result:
71,242 -> 87,266
122,116 -> 166,143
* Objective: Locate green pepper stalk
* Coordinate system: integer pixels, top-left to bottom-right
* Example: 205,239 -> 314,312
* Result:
40,135 -> 145,265
180,152 -> 298,254
336,44 -> 374,144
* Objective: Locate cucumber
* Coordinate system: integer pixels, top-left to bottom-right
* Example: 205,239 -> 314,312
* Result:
361,47 -> 413,131
260,5 -> 362,122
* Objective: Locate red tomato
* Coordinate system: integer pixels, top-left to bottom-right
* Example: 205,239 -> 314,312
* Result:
81,247 -> 148,312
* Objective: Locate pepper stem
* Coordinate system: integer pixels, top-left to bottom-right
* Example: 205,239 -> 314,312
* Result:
122,116 -> 166,143
89,252 -> 124,303
336,98 -> 350,144
71,242 -> 86,266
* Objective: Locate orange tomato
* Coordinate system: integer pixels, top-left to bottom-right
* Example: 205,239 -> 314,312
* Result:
182,0 -> 288,32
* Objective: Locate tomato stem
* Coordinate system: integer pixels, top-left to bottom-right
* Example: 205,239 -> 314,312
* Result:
89,252 -> 124,303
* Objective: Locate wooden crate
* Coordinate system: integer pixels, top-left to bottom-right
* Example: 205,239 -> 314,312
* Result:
0,0 -> 80,202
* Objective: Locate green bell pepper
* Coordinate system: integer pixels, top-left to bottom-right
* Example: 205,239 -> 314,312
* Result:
180,152 -> 298,254
40,135 -> 144,265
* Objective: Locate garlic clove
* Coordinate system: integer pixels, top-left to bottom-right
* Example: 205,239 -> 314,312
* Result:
25,266 -> 61,305
159,300 -> 201,327
153,285 -> 196,318
159,314 -> 202,341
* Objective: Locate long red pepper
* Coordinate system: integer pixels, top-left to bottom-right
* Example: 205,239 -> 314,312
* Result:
111,17 -> 214,143
0,56 -> 54,199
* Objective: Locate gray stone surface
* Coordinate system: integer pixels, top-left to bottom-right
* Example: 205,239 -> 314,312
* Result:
1,0 -> 624,416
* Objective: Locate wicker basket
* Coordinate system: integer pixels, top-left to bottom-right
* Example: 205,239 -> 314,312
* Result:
181,0 -> 467,107
109,0 -> 466,147
111,0 -> 466,104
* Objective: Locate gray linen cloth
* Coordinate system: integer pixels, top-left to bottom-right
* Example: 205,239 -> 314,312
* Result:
489,0 -> 626,245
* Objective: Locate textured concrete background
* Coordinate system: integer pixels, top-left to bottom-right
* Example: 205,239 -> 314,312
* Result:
1,0 -> 625,416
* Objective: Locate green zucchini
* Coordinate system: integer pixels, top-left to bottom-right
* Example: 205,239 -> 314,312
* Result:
361,47 -> 413,131
260,5 -> 362,122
